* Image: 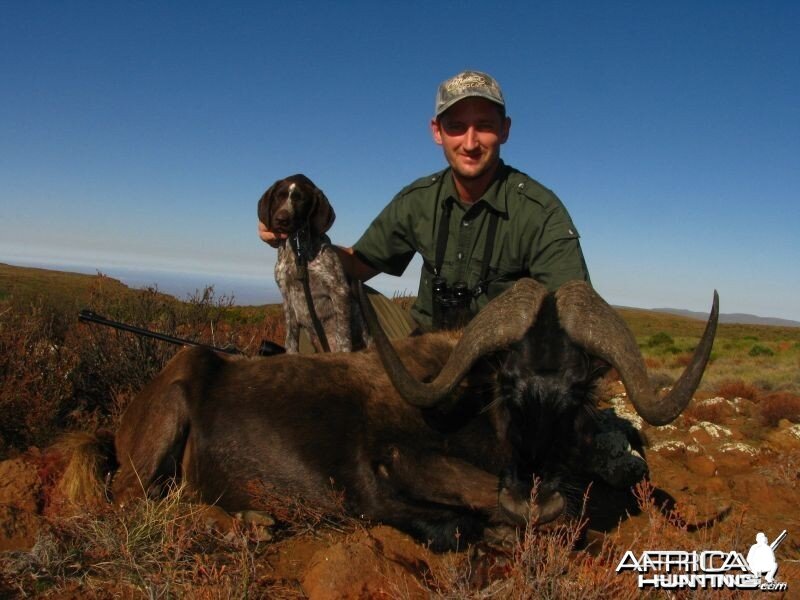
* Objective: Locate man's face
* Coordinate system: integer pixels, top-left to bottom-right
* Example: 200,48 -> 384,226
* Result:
431,97 -> 511,181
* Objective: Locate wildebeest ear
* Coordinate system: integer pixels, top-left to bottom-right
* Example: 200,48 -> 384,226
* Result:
257,179 -> 283,230
589,358 -> 612,381
310,185 -> 335,235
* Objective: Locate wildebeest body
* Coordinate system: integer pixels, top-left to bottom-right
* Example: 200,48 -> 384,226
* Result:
112,335 -> 505,545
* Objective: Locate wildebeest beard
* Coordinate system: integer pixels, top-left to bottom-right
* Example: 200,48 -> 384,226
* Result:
496,296 -> 607,517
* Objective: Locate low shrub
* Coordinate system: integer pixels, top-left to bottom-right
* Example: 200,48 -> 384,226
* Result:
643,356 -> 662,369
748,344 -> 775,357
715,379 -> 759,401
669,352 -> 694,369
682,399 -> 730,424
0,277 -> 278,459
0,302 -> 78,454
646,332 -> 674,348
758,392 -> 800,427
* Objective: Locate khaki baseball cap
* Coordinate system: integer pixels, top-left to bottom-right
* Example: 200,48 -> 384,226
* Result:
434,70 -> 505,117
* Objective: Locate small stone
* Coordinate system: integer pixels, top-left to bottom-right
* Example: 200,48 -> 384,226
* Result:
687,454 -> 717,478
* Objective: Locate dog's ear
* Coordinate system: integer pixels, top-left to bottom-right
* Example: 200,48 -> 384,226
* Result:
257,179 -> 283,230
309,183 -> 335,235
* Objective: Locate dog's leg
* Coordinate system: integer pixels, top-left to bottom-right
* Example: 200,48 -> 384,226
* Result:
275,247 -> 301,354
330,283 -> 352,353
329,254 -> 353,352
283,305 -> 300,353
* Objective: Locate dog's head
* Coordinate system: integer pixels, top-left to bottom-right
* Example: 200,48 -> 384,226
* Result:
257,174 -> 335,237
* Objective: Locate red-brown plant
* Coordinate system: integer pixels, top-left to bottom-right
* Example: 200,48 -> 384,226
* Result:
758,391 -> 800,427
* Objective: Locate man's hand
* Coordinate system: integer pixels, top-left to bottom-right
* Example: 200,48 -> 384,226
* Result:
258,219 -> 379,281
258,221 -> 287,248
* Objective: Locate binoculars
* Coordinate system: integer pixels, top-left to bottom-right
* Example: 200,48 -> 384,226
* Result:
431,276 -> 472,330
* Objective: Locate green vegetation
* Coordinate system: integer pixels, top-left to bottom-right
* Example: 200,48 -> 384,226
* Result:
0,263 -> 132,311
748,344 -> 775,357
617,306 -> 800,395
645,332 -> 674,347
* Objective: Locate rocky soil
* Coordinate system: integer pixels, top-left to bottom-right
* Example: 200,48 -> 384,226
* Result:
1,387 -> 798,598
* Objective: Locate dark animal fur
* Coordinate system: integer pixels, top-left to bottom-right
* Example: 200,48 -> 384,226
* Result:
105,318 -> 620,549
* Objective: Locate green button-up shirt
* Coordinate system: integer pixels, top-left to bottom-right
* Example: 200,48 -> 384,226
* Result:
353,162 -> 590,329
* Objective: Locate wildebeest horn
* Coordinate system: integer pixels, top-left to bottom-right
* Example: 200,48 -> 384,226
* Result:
357,279 -> 549,407
555,281 -> 719,425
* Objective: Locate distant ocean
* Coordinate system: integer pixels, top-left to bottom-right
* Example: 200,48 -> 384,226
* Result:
4,259 -> 283,306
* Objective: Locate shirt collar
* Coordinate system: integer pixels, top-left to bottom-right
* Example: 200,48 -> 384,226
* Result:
439,160 -> 510,215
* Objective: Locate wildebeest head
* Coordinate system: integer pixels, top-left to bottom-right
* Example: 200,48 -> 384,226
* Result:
257,174 -> 335,237
359,279 -> 719,518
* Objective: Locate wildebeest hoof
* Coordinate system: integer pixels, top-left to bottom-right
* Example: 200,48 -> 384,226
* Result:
482,524 -> 519,547
532,491 -> 566,526
235,510 -> 275,542
498,486 -> 530,525
236,510 -> 276,527
498,487 -> 565,527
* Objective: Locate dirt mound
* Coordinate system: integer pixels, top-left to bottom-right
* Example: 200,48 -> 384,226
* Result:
0,451 -> 43,552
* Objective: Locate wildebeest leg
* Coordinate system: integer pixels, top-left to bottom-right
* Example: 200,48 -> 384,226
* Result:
377,446 -> 501,514
112,381 -> 190,505
369,447 -> 514,550
378,446 -> 566,528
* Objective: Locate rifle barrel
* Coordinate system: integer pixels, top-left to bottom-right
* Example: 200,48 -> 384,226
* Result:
78,310 -> 240,355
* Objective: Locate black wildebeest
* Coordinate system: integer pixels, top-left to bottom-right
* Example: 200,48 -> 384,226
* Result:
68,279 -> 718,550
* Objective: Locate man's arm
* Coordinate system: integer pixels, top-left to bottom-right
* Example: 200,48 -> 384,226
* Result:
258,220 -> 379,281
334,246 -> 380,281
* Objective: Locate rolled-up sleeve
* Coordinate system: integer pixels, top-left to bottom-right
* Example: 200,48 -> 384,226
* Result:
353,195 -> 417,276
528,209 -> 590,290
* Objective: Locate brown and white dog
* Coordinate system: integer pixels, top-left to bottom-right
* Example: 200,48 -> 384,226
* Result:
258,174 -> 370,353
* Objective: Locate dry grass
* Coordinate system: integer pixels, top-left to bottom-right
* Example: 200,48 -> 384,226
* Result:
1,478 -> 767,599
622,306 -> 800,397
244,478 -> 363,540
0,485 -> 267,598
409,480 -> 759,599
0,275 -> 284,460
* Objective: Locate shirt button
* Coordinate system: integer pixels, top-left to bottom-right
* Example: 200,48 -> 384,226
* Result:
517,183 -> 524,189
462,220 -> 469,227
457,252 -> 463,260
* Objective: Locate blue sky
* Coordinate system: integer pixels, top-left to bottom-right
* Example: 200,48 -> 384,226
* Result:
1,1 -> 798,319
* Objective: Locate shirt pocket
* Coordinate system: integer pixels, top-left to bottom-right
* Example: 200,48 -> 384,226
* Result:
483,257 -> 527,300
